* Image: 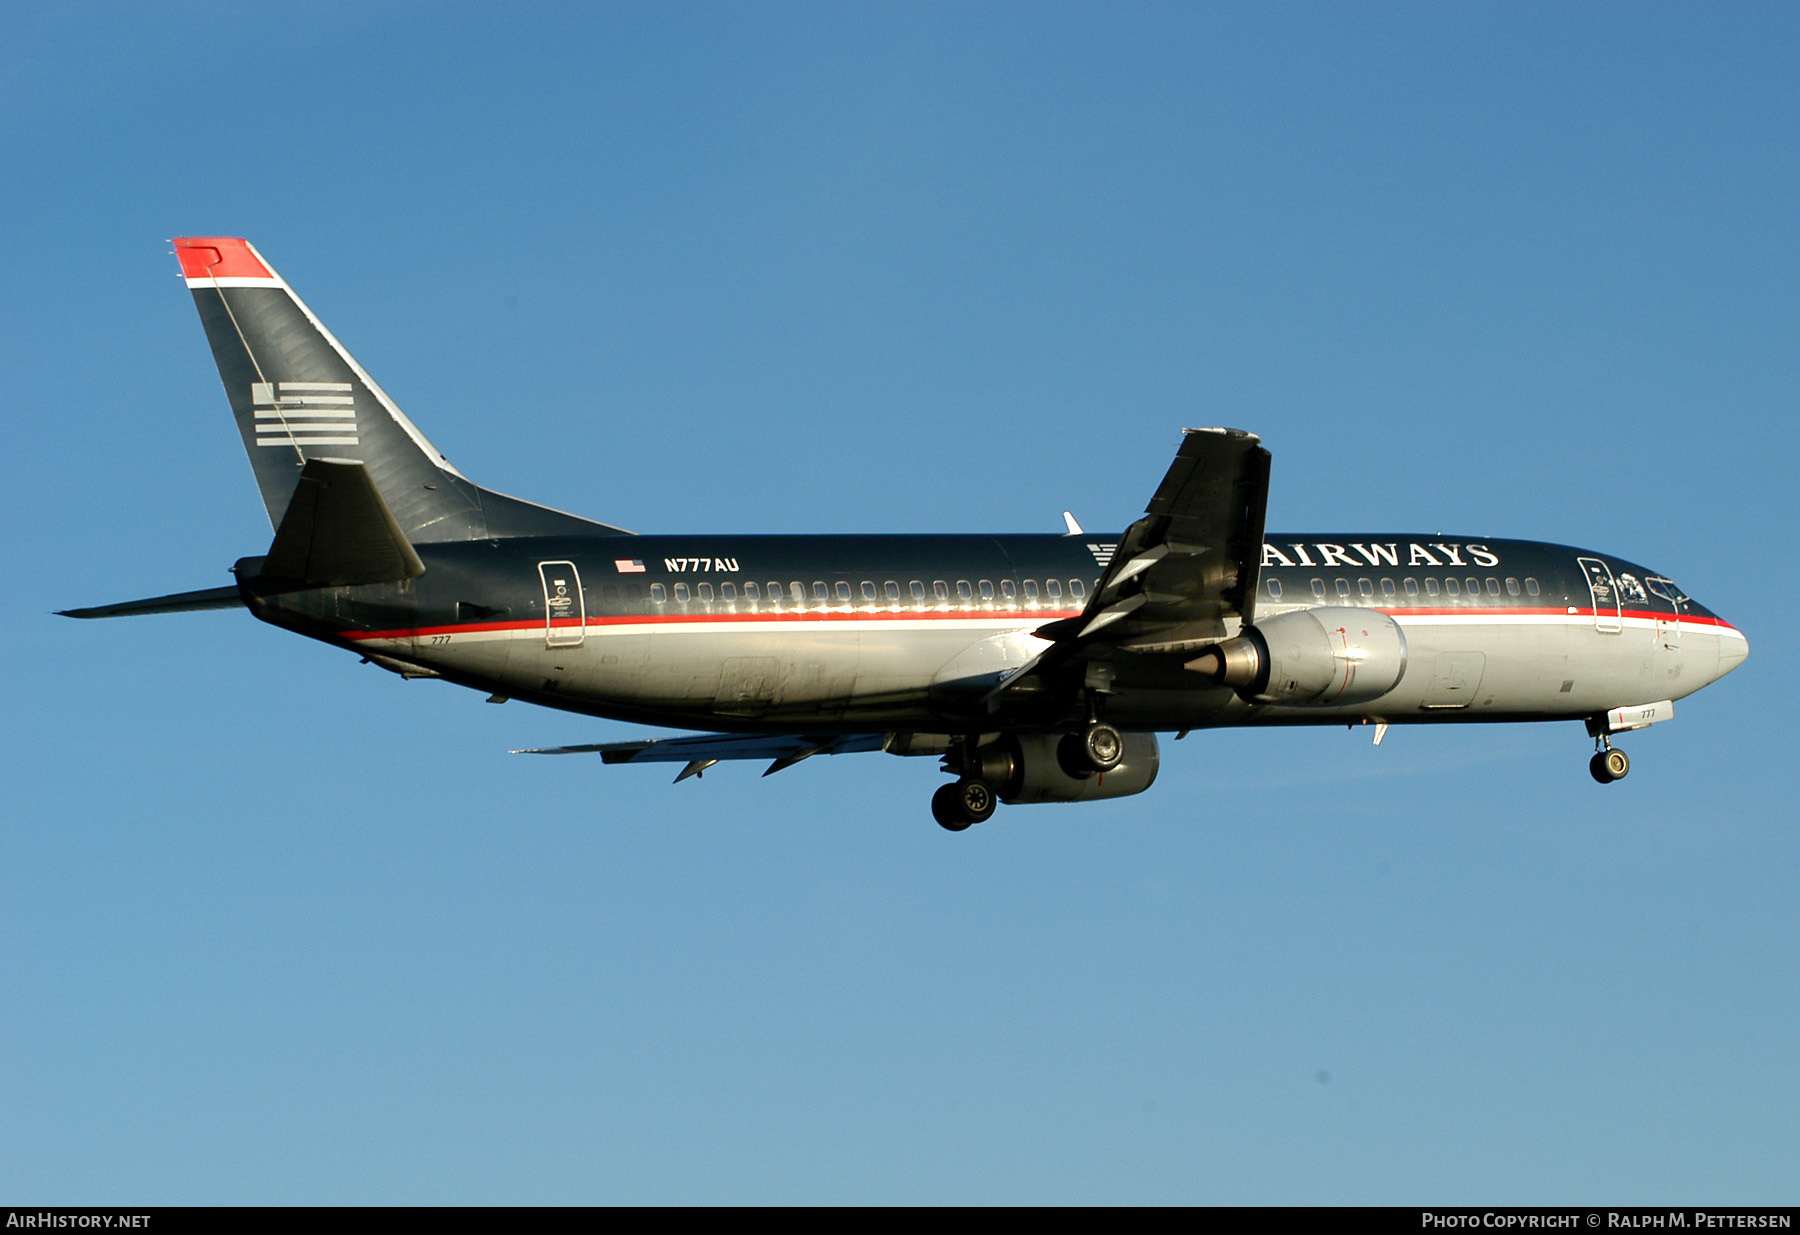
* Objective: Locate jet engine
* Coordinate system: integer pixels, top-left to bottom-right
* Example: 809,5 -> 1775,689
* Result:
1187,606 -> 1407,706
971,733 -> 1160,804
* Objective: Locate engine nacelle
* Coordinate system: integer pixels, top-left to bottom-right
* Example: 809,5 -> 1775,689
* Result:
973,733 -> 1160,804
1187,606 -> 1408,706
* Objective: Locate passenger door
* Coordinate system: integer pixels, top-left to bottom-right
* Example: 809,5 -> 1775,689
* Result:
1577,557 -> 1623,634
538,561 -> 585,648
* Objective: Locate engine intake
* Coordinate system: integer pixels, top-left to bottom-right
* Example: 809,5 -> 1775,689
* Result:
1187,606 -> 1408,706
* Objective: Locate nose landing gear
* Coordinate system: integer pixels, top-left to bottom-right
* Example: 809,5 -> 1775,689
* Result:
1589,738 -> 1630,784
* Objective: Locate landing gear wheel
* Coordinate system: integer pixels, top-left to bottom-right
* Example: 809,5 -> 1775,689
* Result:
932,779 -> 996,830
932,784 -> 972,830
1589,748 -> 1630,784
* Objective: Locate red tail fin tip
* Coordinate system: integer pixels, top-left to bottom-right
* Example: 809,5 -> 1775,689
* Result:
172,237 -> 273,281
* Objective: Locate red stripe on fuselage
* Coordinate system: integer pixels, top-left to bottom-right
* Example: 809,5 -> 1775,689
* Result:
343,608 -> 1084,642
338,605 -> 1737,644
1387,606 -> 1735,628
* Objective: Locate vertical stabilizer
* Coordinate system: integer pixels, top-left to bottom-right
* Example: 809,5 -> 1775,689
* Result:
173,238 -> 627,541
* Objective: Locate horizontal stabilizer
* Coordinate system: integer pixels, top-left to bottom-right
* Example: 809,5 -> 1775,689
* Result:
262,458 -> 426,586
58,585 -> 244,620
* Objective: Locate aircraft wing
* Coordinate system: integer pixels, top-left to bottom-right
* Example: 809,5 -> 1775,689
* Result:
514,731 -> 891,782
991,428 -> 1270,705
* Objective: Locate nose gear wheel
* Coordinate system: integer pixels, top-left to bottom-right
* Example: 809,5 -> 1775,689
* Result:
1589,736 -> 1630,784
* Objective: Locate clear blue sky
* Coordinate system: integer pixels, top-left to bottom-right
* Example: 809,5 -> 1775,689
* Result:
3,2 -> 1794,1203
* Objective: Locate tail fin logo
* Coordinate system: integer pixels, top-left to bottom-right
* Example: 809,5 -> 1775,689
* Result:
252,381 -> 359,448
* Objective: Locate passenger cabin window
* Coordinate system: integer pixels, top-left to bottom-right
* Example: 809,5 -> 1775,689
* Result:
790,582 -> 805,603
1404,578 -> 1418,597
1335,579 -> 1351,599
1525,578 -> 1541,597
1311,579 -> 1326,601
836,581 -> 852,602
813,582 -> 829,601
1423,578 -> 1438,597
721,583 -> 736,601
979,580 -> 995,601
1266,578 -> 1283,600
956,581 -> 972,601
1505,578 -> 1520,596
1445,579 -> 1460,596
910,581 -> 926,603
885,581 -> 900,601
1358,579 -> 1374,599
1068,580 -> 1085,599
1466,577 -> 1480,596
1001,580 -> 1016,600
650,583 -> 666,603
862,581 -> 877,602
933,581 -> 949,602
697,583 -> 713,602
1046,579 -> 1063,599
1486,577 -> 1500,596
1023,580 -> 1040,602
744,582 -> 758,600
1381,579 -> 1396,599
674,583 -> 690,603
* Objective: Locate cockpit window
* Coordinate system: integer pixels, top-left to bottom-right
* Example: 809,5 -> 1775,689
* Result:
1647,578 -> 1688,603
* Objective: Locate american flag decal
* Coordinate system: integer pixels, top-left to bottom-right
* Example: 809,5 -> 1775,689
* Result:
252,381 -> 357,448
1087,542 -> 1118,567
614,559 -> 646,573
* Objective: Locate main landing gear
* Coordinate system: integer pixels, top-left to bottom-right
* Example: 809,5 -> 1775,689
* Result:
931,719 -> 1128,831
932,779 -> 996,831
933,735 -> 999,831
1589,737 -> 1631,784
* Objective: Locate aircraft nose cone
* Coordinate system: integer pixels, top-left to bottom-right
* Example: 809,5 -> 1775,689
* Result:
1716,622 -> 1749,679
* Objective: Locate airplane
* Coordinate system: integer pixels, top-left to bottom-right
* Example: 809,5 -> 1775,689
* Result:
62,237 -> 1750,830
